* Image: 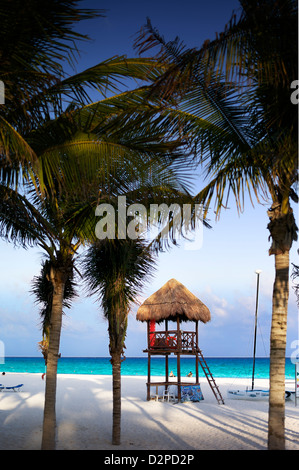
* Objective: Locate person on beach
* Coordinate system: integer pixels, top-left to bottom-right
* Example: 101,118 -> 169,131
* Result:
187,371 -> 193,377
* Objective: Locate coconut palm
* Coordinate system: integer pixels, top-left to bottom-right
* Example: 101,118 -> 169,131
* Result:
134,0 -> 298,450
82,237 -> 156,445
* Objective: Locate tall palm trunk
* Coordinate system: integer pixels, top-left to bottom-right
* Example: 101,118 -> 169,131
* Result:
109,303 -> 127,446
111,352 -> 122,446
267,202 -> 298,450
268,250 -> 289,450
41,266 -> 66,450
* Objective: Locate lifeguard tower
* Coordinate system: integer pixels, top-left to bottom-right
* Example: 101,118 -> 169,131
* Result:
136,279 -> 224,404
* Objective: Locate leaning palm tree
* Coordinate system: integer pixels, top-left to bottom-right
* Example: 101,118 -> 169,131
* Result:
82,237 -> 156,446
134,0 -> 298,450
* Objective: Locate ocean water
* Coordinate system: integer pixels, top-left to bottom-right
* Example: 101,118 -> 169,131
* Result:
0,356 -> 296,379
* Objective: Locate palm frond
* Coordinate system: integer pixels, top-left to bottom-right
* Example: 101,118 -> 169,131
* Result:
82,238 -> 156,316
134,19 -> 254,150
198,0 -> 297,87
0,116 -> 39,188
134,3 -> 298,221
0,1 -> 104,80
0,185 -> 52,248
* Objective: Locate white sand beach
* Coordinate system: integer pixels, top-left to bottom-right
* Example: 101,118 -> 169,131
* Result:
0,372 -> 298,451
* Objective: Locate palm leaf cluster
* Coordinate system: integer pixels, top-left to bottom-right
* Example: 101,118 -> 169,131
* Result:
32,258 -> 77,363
0,0 -> 178,193
82,238 -> 156,357
134,0 -> 298,221
0,0 -> 103,177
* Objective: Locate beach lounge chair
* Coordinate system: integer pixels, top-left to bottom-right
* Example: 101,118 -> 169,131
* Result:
0,384 -> 23,392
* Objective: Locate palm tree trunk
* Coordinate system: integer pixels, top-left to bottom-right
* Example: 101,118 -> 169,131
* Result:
111,352 -> 122,445
41,267 -> 66,450
267,202 -> 297,450
268,250 -> 289,450
108,300 -> 127,446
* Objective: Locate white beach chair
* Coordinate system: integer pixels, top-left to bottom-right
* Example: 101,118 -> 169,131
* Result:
162,390 -> 175,402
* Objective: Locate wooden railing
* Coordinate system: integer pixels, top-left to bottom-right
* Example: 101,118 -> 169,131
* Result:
148,330 -> 196,352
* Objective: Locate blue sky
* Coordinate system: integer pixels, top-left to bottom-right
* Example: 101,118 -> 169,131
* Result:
0,0 -> 298,359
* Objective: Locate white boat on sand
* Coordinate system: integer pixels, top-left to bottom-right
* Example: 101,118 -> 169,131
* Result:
227,388 -> 269,400
227,388 -> 292,400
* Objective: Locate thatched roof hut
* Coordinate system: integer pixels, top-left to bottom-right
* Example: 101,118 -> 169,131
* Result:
136,278 -> 211,324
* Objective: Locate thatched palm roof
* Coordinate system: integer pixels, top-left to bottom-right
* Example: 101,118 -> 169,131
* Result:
136,278 -> 211,323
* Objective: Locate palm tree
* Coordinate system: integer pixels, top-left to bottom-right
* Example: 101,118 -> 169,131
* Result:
134,0 -> 298,450
82,237 -> 156,445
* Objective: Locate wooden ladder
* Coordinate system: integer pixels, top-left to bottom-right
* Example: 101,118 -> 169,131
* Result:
196,349 -> 225,404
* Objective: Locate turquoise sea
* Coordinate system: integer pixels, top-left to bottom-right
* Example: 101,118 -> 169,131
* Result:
0,356 -> 296,379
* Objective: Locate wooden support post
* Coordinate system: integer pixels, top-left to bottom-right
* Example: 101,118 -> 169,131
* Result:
147,354 -> 151,401
165,320 -> 168,389
177,317 -> 181,401
165,354 -> 169,390
147,320 -> 150,349
147,321 -> 151,400
177,353 -> 181,401
195,321 -> 199,383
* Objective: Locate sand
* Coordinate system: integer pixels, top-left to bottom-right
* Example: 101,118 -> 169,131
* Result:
0,372 -> 298,451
